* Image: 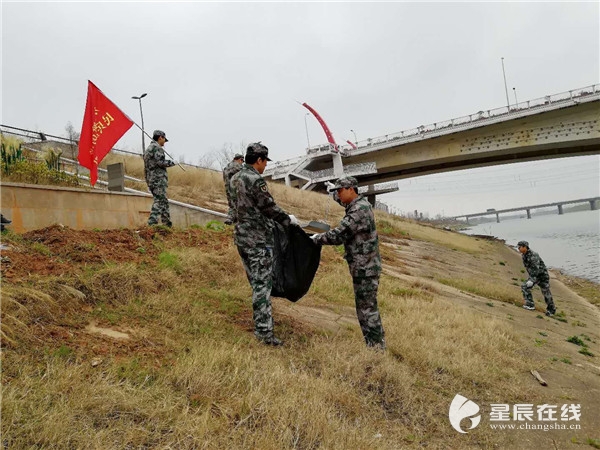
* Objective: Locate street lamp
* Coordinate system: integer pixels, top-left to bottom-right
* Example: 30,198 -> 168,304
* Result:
512,87 -> 519,107
350,129 -> 357,144
131,93 -> 148,151
304,112 -> 311,149
501,57 -> 510,110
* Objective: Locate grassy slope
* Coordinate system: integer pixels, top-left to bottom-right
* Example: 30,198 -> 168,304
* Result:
1,154 -> 599,449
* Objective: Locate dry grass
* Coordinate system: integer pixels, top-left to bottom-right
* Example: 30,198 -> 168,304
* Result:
435,277 -> 520,304
101,152 -> 344,220
1,226 -> 551,449
4,147 -> 593,448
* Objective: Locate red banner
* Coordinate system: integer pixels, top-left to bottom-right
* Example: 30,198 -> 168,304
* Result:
78,81 -> 134,186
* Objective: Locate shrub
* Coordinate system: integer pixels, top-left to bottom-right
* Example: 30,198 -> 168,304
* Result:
5,160 -> 79,187
1,139 -> 25,175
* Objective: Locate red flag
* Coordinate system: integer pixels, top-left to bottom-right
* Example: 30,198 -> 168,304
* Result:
78,80 -> 134,186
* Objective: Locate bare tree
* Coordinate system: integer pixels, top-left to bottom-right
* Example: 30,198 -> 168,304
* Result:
197,152 -> 218,170
65,121 -> 80,143
198,141 -> 247,171
65,121 -> 81,175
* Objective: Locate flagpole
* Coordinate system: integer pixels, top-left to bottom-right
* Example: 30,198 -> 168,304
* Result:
132,122 -> 186,171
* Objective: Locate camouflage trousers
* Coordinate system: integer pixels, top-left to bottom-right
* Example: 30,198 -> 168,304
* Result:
148,183 -> 172,226
237,245 -> 274,337
352,275 -> 385,348
522,278 -> 555,311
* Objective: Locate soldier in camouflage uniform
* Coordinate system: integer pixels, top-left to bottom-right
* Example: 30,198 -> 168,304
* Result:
222,153 -> 244,225
311,176 -> 386,350
230,142 -> 298,346
143,130 -> 176,227
517,240 -> 556,316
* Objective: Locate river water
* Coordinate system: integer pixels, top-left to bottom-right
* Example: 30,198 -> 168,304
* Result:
461,210 -> 600,283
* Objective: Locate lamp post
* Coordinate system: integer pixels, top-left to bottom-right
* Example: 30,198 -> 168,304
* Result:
350,129 -> 357,144
131,93 -> 148,151
304,112 -> 311,149
512,87 -> 519,107
501,57 -> 510,110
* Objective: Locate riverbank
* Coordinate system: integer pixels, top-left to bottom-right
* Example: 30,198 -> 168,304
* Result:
460,209 -> 600,283
1,219 -> 598,449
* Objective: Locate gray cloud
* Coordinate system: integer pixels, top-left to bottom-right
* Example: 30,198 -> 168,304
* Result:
2,2 -> 598,216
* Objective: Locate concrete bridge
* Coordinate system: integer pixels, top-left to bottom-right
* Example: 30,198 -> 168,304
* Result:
265,84 -> 600,202
453,197 -> 600,223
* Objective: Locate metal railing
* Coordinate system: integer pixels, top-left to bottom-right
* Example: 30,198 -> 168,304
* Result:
358,181 -> 399,194
297,162 -> 378,184
0,124 -> 217,172
343,84 -> 599,155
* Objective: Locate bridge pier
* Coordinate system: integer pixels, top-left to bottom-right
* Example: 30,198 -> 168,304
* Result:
591,200 -> 598,211
526,208 -> 531,219
367,194 -> 376,207
558,204 -> 564,215
333,153 -> 344,177
496,212 -> 500,223
466,217 -> 469,225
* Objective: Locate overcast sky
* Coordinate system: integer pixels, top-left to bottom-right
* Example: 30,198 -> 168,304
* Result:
2,1 -> 599,216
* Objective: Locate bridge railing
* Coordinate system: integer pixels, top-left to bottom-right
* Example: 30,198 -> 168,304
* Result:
264,155 -> 308,177
297,162 -> 378,184
358,181 -> 399,194
342,83 -> 599,155
305,142 -> 340,155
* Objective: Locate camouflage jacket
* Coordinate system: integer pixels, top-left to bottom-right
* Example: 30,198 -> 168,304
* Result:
144,141 -> 175,186
230,164 -> 291,247
522,249 -> 549,282
222,160 -> 243,209
314,195 -> 381,278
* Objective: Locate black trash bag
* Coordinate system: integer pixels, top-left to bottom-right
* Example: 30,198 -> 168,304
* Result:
271,222 -> 321,302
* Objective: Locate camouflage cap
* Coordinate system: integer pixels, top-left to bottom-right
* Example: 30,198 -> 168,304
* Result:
517,240 -> 529,248
328,176 -> 358,192
233,153 -> 244,160
153,130 -> 168,142
246,142 -> 271,161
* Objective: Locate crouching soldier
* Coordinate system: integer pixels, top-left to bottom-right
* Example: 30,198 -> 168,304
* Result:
517,240 -> 557,317
311,176 -> 386,350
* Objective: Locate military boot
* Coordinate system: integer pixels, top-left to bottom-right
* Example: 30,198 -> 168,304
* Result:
1,215 -> 11,224
256,333 -> 283,346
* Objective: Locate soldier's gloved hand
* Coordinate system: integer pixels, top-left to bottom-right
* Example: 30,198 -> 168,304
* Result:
525,280 -> 534,288
289,215 -> 300,226
311,233 -> 323,245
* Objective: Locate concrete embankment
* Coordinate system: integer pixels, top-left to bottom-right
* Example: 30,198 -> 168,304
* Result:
0,182 -> 226,232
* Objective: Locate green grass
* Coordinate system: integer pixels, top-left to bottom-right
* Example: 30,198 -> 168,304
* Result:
158,251 -> 182,273
32,242 -> 52,256
566,336 -> 585,346
52,345 -> 73,359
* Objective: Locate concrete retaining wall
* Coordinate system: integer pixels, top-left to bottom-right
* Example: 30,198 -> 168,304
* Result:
0,182 -> 227,233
